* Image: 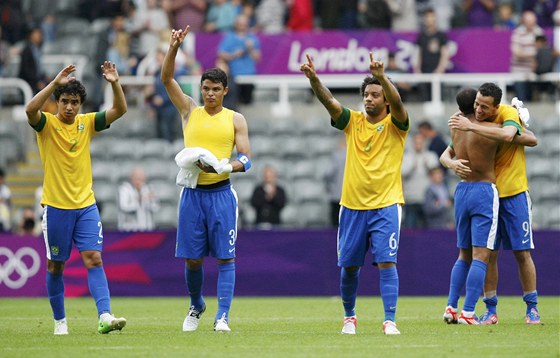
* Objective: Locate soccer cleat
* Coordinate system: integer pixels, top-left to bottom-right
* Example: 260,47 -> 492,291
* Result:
183,305 -> 206,332
54,318 -> 68,335
341,316 -> 357,334
478,310 -> 498,325
213,313 -> 231,332
443,306 -> 458,324
458,311 -> 479,325
525,308 -> 542,325
382,320 -> 400,335
98,313 -> 127,334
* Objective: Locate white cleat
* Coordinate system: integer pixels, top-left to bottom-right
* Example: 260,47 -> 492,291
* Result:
341,316 -> 357,334
383,320 -> 400,335
98,313 -> 127,334
443,305 -> 458,324
213,313 -> 231,332
54,318 -> 68,335
183,305 -> 206,332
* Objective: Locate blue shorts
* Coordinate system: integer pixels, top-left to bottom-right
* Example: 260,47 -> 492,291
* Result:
42,204 -> 103,262
454,182 -> 499,249
337,204 -> 402,267
494,191 -> 534,251
176,182 -> 238,260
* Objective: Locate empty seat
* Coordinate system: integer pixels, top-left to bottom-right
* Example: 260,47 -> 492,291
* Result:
141,139 -> 172,160
154,205 -> 178,229
292,178 -> 327,204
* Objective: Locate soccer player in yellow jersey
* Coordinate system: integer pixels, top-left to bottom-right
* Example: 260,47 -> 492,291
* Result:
161,26 -> 252,333
301,52 -> 409,335
448,82 -> 541,325
25,62 -> 127,335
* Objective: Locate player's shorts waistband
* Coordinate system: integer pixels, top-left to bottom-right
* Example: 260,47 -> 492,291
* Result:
196,179 -> 231,190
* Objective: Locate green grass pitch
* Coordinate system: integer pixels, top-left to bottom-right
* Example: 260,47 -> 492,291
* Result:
1,296 -> 558,357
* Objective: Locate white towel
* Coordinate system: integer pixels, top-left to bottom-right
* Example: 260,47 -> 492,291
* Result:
511,97 -> 530,128
174,147 -> 230,188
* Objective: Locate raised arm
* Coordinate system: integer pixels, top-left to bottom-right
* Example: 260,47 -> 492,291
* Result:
369,52 -> 408,124
300,53 -> 343,122
102,61 -> 127,125
161,25 -> 197,122
25,64 -> 76,126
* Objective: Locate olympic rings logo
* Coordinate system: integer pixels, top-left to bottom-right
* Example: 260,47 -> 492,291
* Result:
0,247 -> 41,289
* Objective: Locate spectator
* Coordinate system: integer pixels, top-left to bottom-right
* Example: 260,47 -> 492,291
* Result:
417,120 -> 449,177
494,2 -> 517,30
523,0 -> 558,28
0,168 -> 12,232
217,14 -> 261,106
145,47 -> 185,142
386,0 -> 418,32
107,15 -> 135,76
117,167 -> 160,231
162,0 -> 209,33
204,0 -> 238,33
358,0 -> 392,29
18,27 -> 47,94
286,0 -> 314,31
254,0 -> 287,34
250,165 -> 287,227
324,136 -> 346,227
401,133 -> 439,228
317,0 -> 359,29
463,0 -> 497,28
16,207 -> 39,236
385,52 -> 413,101
423,166 -> 453,229
130,0 -> 170,60
533,34 -> 557,100
511,10 -> 544,102
414,8 -> 450,101
0,0 -> 26,44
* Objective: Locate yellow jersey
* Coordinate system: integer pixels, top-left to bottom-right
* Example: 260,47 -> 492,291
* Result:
492,104 -> 528,198
33,111 -> 106,209
333,108 -> 409,210
184,107 -> 235,185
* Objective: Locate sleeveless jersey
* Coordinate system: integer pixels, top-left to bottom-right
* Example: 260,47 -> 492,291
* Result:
184,107 -> 235,185
333,108 -> 409,210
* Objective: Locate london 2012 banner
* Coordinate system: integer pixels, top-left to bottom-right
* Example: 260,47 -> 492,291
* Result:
192,28 -> 555,75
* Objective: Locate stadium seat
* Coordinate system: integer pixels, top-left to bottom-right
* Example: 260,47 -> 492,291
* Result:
292,178 -> 327,205
150,180 -> 181,206
93,182 -> 117,206
92,160 -> 117,185
154,205 -> 179,229
140,139 -> 173,160
100,202 -> 118,229
297,201 -> 329,227
280,204 -> 301,227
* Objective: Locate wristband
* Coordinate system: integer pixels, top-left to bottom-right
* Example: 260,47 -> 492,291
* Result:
237,153 -> 251,172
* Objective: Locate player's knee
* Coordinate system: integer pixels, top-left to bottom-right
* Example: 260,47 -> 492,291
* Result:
186,258 -> 203,270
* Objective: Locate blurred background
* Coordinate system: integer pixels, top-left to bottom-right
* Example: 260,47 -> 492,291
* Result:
0,0 -> 558,234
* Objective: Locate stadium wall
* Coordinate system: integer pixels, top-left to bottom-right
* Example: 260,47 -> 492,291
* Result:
1,229 -> 559,297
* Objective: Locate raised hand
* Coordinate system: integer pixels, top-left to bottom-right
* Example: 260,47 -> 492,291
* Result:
300,53 -> 317,79
101,61 -> 120,83
53,64 -> 76,87
369,52 -> 385,78
170,25 -> 190,49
